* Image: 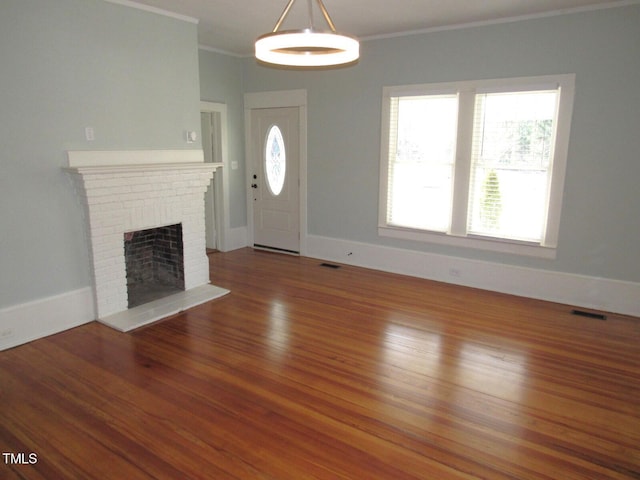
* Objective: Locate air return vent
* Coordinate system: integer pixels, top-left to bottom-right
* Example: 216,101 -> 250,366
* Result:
320,263 -> 341,269
571,309 -> 607,321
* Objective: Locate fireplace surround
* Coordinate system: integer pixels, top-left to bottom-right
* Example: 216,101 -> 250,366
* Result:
65,150 -> 228,331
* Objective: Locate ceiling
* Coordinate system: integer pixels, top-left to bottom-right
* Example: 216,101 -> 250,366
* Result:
120,0 -> 630,56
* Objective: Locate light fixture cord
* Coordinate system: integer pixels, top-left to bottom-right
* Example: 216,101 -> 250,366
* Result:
307,0 -> 314,29
316,0 -> 337,32
271,0 -> 338,33
272,0 -> 296,33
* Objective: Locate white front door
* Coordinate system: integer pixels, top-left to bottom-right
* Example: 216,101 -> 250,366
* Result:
251,107 -> 300,254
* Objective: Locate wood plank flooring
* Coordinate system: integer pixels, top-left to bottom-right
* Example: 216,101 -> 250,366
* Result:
1,248 -> 639,479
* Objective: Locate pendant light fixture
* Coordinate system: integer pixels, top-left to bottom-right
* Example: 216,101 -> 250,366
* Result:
255,0 -> 359,68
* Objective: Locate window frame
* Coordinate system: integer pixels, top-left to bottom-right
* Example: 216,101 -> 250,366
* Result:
378,74 -> 576,259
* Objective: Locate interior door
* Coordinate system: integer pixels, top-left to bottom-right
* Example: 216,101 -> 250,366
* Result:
251,107 -> 300,254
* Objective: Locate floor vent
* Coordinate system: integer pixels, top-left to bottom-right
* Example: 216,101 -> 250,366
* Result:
320,263 -> 341,269
571,309 -> 607,321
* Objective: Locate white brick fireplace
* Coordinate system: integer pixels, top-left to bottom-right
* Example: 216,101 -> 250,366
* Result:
65,150 -> 229,331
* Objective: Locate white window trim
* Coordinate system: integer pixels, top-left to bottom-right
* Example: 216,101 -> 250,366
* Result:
378,74 -> 576,259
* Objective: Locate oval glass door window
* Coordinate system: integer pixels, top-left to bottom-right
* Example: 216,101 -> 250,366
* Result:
265,125 -> 286,196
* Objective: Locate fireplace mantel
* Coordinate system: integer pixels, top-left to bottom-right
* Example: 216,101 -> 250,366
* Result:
67,149 -> 208,166
64,162 -> 222,175
64,149 -> 228,331
65,150 -> 222,175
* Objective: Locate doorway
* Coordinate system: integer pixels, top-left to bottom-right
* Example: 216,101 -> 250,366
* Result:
245,90 -> 308,255
200,101 -> 230,252
251,107 -> 300,254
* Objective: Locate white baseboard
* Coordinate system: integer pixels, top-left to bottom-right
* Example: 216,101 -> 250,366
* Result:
222,226 -> 248,252
0,287 -> 96,351
306,235 -> 640,317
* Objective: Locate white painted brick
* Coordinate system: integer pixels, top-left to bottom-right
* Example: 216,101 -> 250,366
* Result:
91,225 -> 119,238
87,201 -> 123,213
89,186 -> 132,197
93,214 -> 124,229
130,183 -> 156,193
93,257 -> 119,271
86,195 -> 116,206
70,156 -> 217,319
91,233 -> 121,249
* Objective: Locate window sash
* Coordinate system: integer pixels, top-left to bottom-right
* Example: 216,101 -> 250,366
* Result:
467,90 -> 559,243
386,94 -> 458,232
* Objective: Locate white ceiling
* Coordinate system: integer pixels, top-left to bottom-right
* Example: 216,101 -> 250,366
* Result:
117,0 -> 632,56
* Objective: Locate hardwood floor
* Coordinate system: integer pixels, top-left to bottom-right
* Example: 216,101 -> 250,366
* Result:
1,248 -> 639,479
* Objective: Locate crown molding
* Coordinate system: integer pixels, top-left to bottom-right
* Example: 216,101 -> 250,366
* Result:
103,0 -> 199,24
361,0 -> 640,43
198,44 -> 245,58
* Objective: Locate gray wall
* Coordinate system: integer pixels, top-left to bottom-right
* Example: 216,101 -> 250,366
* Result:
242,5 -> 640,283
0,0 -> 201,308
198,49 -> 247,228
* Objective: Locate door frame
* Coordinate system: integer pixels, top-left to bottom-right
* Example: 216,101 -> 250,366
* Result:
244,89 -> 308,255
200,101 -> 230,251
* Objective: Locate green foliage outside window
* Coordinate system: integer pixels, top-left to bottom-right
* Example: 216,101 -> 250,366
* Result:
480,169 -> 502,230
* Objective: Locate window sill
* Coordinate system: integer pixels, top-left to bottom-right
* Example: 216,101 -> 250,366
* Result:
378,225 -> 557,259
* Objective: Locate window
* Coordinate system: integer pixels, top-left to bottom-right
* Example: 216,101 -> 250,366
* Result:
265,125 -> 286,196
379,75 -> 575,258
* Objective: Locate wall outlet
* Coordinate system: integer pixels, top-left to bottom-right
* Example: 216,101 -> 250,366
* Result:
186,130 -> 197,143
1,329 -> 14,339
85,126 -> 95,141
449,268 -> 461,277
